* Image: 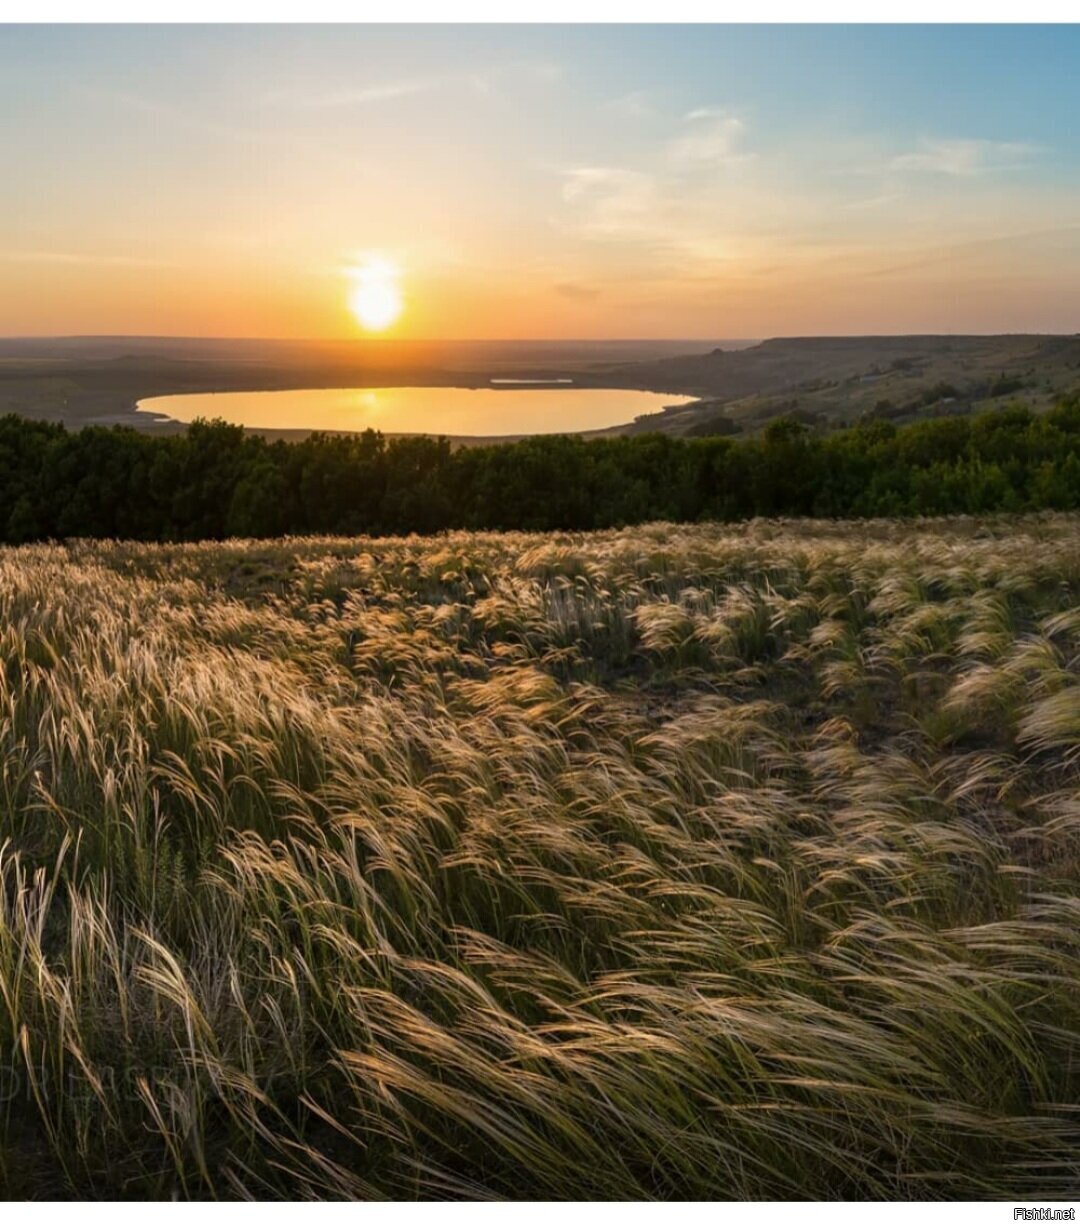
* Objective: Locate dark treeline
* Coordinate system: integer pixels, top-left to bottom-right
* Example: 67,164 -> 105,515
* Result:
1,397 -> 1078,541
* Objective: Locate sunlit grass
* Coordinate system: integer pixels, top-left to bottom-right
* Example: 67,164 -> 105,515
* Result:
0,513 -> 1077,1198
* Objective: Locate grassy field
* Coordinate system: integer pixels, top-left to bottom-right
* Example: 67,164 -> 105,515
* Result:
0,516 -> 1078,1199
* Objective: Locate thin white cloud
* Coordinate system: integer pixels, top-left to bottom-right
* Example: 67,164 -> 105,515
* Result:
889,138 -> 1043,176
261,60 -> 562,111
560,167 -> 658,240
604,91 -> 655,119
558,109 -> 755,252
840,192 -> 903,212
669,109 -> 750,167
86,86 -> 272,146
266,78 -> 438,109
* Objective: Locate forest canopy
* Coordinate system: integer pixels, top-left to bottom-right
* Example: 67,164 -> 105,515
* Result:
0,397 -> 1077,542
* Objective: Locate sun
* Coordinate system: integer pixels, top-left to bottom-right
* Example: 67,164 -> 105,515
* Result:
348,257 -> 404,333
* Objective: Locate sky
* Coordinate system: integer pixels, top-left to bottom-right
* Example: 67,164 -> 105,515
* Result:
2,23 -> 1080,339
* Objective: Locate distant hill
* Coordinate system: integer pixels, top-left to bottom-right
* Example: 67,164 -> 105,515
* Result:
595,334 -> 1080,436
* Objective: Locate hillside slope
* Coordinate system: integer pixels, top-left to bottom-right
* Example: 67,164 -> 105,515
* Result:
599,334 -> 1080,435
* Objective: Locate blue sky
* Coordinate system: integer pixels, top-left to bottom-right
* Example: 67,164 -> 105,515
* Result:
2,24 -> 1079,337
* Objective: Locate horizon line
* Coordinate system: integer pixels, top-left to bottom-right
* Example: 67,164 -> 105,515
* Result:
2,331 -> 1079,344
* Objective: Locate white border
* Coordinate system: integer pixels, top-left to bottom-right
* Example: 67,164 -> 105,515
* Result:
2,3 -> 1080,24
5,1198 -> 1080,1218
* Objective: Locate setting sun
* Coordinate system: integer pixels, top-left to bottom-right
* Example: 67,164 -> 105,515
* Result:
348,258 -> 404,332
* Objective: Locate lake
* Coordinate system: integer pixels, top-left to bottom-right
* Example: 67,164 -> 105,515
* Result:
136,386 -> 695,437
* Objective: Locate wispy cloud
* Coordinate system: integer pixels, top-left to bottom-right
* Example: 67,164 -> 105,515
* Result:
840,192 -> 903,212
668,108 -> 751,168
263,78 -> 438,110
86,86 -> 269,146
557,108 -> 757,255
889,138 -> 1043,176
261,60 -> 562,111
560,167 -> 658,240
604,91 -> 655,119
557,106 -> 1064,286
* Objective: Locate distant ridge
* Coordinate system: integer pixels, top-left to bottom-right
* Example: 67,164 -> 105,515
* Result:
601,333 -> 1080,435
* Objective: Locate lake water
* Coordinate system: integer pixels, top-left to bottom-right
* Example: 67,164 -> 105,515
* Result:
136,386 -> 695,437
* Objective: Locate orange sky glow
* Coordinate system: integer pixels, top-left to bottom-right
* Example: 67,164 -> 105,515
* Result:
3,25 -> 1080,340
